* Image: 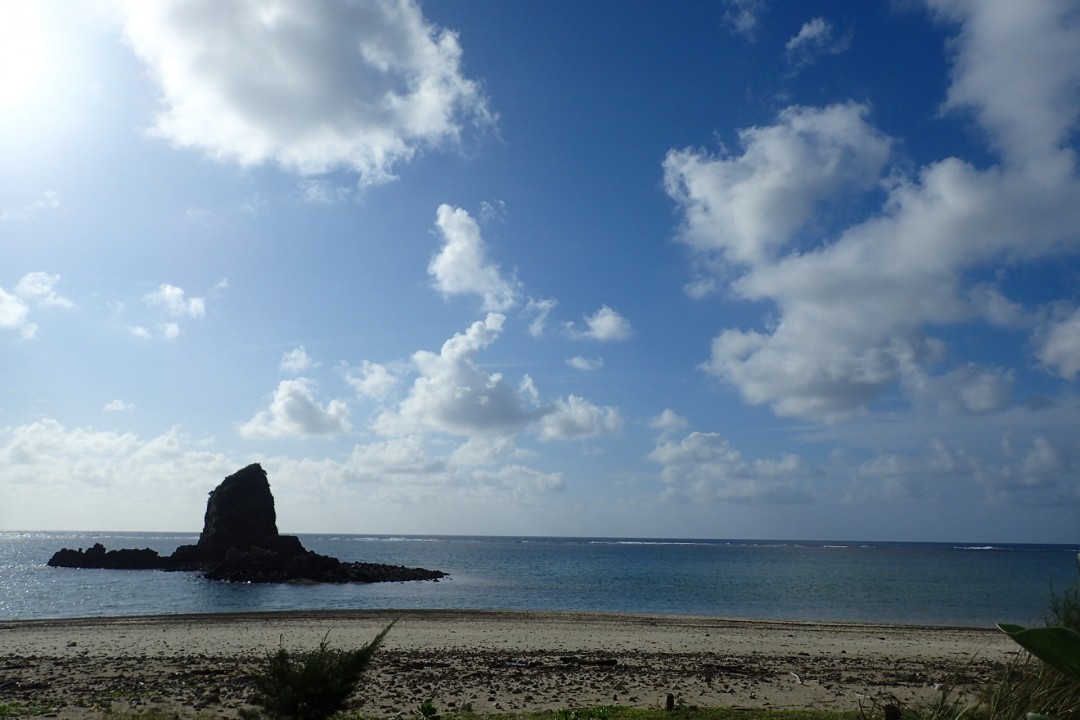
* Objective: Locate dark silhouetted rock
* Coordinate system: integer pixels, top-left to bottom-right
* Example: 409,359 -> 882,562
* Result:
47,543 -> 167,570
47,463 -> 447,585
169,464 -> 306,568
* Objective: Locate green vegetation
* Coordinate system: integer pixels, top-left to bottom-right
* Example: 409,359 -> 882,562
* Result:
415,700 -> 442,720
243,622 -> 395,720
984,554 -> 1080,720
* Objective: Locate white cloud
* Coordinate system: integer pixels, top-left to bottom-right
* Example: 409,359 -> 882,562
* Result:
566,356 -> 603,371
280,346 -> 318,374
853,433 -> 1080,505
1,272 -> 75,338
144,284 -> 205,318
524,297 -> 558,337
104,399 -> 135,412
664,102 -> 892,268
0,287 -> 34,339
375,313 -> 542,436
650,409 -> 689,431
448,435 -> 521,468
930,0 -> 1080,179
538,395 -> 622,441
572,305 -> 634,342
138,284 -> 208,339
346,360 -> 399,400
372,315 -> 621,443
1037,308 -> 1080,380
649,430 -> 813,503
15,272 -> 75,308
666,1 -> 1080,423
118,0 -> 491,186
0,419 -> 238,529
428,204 -> 520,311
903,364 -> 1014,414
240,378 -> 352,439
785,18 -> 850,68
723,0 -> 767,40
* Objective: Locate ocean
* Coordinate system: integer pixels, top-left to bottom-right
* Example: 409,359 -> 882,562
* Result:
1,532 -> 1077,627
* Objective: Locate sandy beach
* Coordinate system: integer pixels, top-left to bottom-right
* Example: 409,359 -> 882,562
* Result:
0,611 -> 1017,718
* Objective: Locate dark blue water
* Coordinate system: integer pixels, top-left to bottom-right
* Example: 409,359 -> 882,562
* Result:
1,532 -> 1076,627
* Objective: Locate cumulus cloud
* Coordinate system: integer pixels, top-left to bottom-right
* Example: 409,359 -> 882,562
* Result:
566,356 -> 603,371
650,409 -> 689,431
903,364 -> 1014,414
15,272 -> 75,308
137,283 -> 208,339
930,0 -> 1080,179
0,288 -> 34,339
664,102 -> 892,268
571,305 -> 634,342
346,360 -> 399,400
240,378 -> 351,439
375,313 -> 542,435
649,431 -> 813,503
118,0 -> 491,186
104,399 -> 135,412
280,346 -> 318,374
538,395 -> 623,441
372,314 -> 622,442
144,284 -> 205,318
666,1 -> 1080,423
0,272 -> 75,339
785,18 -> 850,68
429,204 -> 520,311
0,418 -> 568,531
1037,308 -> 1080,380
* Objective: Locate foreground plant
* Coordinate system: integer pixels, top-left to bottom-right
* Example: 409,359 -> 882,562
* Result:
989,554 -> 1080,720
246,621 -> 395,720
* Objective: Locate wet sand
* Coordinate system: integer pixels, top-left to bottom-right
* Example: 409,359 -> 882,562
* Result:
0,610 -> 1017,717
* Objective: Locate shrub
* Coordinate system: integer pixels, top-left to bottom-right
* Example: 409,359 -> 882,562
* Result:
248,621 -> 395,720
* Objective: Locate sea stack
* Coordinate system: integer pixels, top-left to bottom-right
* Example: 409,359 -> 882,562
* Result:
170,463 -> 305,566
48,463 -> 446,584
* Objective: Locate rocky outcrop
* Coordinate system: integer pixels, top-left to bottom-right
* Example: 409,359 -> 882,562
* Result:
47,463 -> 447,584
169,464 -> 306,569
47,544 -> 165,570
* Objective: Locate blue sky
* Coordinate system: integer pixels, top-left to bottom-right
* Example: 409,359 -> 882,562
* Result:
2,0 -> 1079,542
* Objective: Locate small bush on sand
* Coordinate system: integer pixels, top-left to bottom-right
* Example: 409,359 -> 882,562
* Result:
247,621 -> 394,720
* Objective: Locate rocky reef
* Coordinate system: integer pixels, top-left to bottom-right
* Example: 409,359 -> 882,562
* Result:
47,463 -> 446,584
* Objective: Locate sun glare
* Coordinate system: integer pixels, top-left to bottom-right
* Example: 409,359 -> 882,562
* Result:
0,1 -> 46,109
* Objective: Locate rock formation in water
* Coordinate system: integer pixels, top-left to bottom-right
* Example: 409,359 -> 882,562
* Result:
47,463 -> 446,584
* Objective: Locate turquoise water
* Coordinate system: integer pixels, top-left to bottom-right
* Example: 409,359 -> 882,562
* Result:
1,532 -> 1077,627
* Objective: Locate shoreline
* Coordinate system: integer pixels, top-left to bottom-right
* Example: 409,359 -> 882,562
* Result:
1,610 -> 1018,718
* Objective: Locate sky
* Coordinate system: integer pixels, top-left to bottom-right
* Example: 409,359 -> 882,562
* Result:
2,0 -> 1079,543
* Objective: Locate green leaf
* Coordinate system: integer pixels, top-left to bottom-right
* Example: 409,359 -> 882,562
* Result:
999,622 -> 1080,683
